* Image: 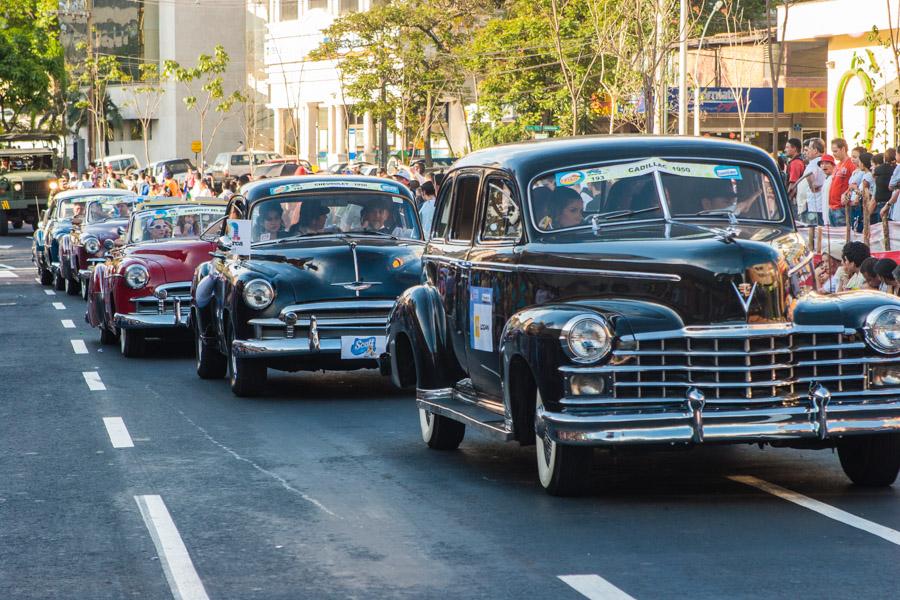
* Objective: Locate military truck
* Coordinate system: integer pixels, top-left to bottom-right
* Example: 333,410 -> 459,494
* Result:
0,133 -> 61,235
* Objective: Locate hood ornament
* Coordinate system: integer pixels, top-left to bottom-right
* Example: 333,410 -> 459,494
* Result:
731,281 -> 757,318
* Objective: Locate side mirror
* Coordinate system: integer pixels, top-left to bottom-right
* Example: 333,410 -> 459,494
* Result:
103,239 -> 115,250
216,236 -> 233,252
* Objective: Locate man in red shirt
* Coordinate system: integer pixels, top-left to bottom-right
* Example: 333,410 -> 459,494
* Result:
829,138 -> 855,226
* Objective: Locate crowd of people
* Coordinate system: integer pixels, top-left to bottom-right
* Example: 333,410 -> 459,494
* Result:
814,238 -> 900,295
782,137 -> 900,231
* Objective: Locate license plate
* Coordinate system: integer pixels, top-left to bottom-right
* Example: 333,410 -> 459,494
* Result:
340,335 -> 386,359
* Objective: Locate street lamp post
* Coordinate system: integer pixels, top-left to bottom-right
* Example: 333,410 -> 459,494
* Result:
693,0 -> 724,137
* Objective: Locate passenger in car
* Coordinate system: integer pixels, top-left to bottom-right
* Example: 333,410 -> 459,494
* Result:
288,203 -> 329,235
360,199 -> 393,233
145,217 -> 172,241
255,203 -> 287,241
175,214 -> 201,237
548,187 -> 584,229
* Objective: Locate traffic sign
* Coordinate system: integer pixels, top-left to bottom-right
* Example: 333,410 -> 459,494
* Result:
190,140 -> 202,153
525,125 -> 542,132
525,125 -> 559,132
542,125 -> 560,131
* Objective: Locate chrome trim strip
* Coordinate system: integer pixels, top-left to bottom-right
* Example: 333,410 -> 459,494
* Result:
278,300 -> 395,317
421,254 -> 681,282
114,311 -> 189,330
621,324 -> 853,342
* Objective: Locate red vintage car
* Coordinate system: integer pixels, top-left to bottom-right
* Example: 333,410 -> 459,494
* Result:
86,198 -> 227,357
57,190 -> 138,298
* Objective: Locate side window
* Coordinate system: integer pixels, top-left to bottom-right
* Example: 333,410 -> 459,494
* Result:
449,175 -> 480,242
231,154 -> 250,166
480,178 -> 521,242
431,176 -> 455,240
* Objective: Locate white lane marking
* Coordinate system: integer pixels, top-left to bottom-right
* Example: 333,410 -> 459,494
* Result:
44,289 -> 55,295
559,575 -> 636,600
0,263 -> 15,269
34,277 -> 40,283
0,271 -> 18,278
135,495 -> 209,600
52,302 -> 65,310
102,417 -> 134,448
70,339 -> 88,354
82,371 -> 106,391
730,475 -> 900,546
61,319 -> 76,328
0,245 -> 11,249
177,409 -> 337,517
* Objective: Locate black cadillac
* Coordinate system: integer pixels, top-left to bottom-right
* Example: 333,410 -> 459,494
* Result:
191,176 -> 425,396
383,136 -> 900,495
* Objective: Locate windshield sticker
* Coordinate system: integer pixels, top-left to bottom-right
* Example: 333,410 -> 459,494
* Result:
136,205 -> 225,219
554,158 -> 742,186
270,181 -> 401,195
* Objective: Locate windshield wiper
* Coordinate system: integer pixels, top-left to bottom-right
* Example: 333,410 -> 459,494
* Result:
592,206 -> 661,221
695,206 -> 740,226
253,231 -> 330,246
345,228 -> 398,240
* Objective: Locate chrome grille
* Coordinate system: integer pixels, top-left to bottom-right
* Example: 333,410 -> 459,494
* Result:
253,300 -> 393,340
609,331 -> 867,408
134,282 -> 192,314
23,180 -> 50,198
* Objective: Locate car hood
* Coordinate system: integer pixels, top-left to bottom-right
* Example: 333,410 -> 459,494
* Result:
241,235 -> 424,303
79,218 -> 128,242
125,239 -> 214,283
525,221 -> 812,326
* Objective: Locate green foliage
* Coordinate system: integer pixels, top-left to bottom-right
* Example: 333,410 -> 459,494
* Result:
0,0 -> 66,132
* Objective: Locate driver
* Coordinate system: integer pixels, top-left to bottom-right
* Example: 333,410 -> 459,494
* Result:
289,203 -> 329,235
88,202 -> 106,221
360,199 -> 392,233
146,217 -> 172,240
71,202 -> 86,224
548,187 -> 584,229
115,201 -> 131,219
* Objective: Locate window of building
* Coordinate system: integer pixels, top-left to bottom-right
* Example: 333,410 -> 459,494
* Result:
281,0 -> 299,20
308,0 -> 328,11
338,0 -> 358,15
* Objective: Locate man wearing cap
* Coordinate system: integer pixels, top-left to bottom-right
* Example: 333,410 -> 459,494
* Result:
393,169 -> 412,187
797,138 -> 826,225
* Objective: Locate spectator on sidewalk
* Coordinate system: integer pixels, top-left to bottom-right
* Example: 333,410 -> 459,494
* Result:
829,138 -> 855,226
840,241 -> 871,291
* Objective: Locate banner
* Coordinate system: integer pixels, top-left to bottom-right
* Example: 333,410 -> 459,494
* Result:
554,158 -> 743,187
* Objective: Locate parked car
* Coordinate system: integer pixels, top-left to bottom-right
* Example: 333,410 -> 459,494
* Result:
33,188 -> 116,289
252,160 -> 311,179
86,198 -> 227,357
57,190 -> 138,297
0,132 -> 61,235
326,161 -> 374,175
384,135 -> 900,496
146,158 -> 195,185
101,154 -> 140,175
209,151 -> 281,189
191,175 -> 424,396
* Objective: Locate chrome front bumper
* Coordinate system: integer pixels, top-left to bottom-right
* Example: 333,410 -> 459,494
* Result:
540,387 -> 900,445
114,308 -> 189,330
233,337 -> 344,358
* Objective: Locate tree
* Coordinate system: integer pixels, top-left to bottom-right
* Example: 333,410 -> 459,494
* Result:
73,52 -> 129,161
122,63 -> 167,166
0,0 -> 65,132
164,45 -> 246,168
765,0 -> 792,153
721,1 -> 762,142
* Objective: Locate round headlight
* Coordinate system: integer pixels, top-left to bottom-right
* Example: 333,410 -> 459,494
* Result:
865,307 -> 900,354
124,264 -> 149,289
83,236 -> 100,254
13,182 -> 22,192
561,315 -> 612,364
243,279 -> 274,310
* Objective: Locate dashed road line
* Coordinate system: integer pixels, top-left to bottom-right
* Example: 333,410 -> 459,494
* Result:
559,575 -> 636,600
61,319 -> 76,328
44,289 -> 55,295
34,277 -> 41,283
135,495 -> 209,600
82,371 -> 106,391
70,339 -> 88,354
729,475 -> 900,546
0,270 -> 18,278
102,417 -> 134,448
52,302 -> 66,310
0,245 -> 11,249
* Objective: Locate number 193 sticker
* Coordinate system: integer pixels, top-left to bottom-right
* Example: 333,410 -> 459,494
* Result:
470,286 -> 493,352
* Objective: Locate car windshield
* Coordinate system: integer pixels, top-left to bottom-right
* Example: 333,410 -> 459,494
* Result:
127,205 -> 226,244
249,181 -> 421,243
85,195 -> 138,223
0,153 -> 54,171
530,158 -> 783,232
165,160 -> 193,175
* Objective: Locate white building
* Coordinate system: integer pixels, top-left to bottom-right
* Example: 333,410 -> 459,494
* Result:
264,0 -> 469,167
62,0 -> 247,170
780,0 -> 900,150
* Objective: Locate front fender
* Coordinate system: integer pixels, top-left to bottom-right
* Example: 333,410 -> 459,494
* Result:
387,283 -> 463,389
191,260 -> 218,337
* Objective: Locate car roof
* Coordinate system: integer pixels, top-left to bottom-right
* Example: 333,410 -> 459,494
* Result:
133,196 -> 226,210
451,135 -> 778,182
54,188 -> 135,200
242,175 -> 414,201
0,148 -> 55,156
103,154 -> 136,161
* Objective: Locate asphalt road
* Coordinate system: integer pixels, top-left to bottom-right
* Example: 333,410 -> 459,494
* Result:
2,227 -> 900,599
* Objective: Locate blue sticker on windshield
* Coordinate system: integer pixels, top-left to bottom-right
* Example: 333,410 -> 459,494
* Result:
713,165 -> 742,180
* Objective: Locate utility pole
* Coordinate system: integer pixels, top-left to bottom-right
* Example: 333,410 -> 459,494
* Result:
379,79 -> 388,170
677,0 -> 687,135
